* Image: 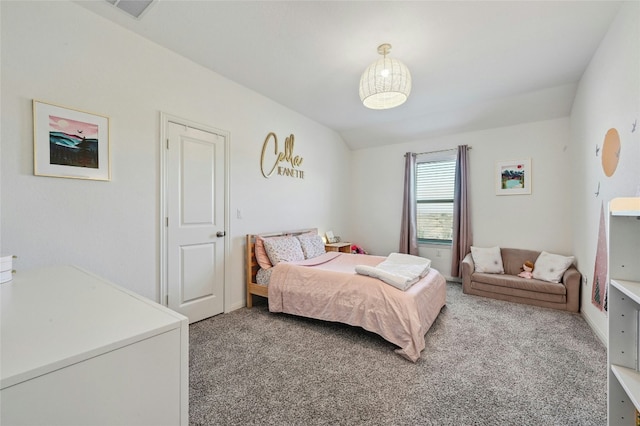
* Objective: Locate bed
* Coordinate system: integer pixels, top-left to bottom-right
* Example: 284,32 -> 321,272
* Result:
245,230 -> 447,362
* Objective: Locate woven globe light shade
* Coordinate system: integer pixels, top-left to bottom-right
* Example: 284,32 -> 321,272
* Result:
359,43 -> 412,110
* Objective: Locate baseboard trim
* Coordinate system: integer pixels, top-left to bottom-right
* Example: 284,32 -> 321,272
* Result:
227,300 -> 245,313
581,309 -> 607,347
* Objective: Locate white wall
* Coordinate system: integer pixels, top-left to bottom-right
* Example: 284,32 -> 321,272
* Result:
350,118 -> 573,278
570,1 -> 640,343
3,0 -> 638,329
0,1 -> 351,309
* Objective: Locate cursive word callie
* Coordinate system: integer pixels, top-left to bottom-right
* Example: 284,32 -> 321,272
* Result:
260,132 -> 304,179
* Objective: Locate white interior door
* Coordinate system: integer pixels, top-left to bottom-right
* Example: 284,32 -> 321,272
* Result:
166,122 -> 225,323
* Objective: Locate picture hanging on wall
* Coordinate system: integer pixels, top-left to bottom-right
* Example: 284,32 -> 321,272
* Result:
325,230 -> 339,244
495,158 -> 531,195
33,100 -> 110,181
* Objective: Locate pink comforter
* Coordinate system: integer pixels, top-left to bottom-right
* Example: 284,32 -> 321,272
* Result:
268,253 -> 446,362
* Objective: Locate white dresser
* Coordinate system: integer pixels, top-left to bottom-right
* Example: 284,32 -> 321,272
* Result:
0,265 -> 189,426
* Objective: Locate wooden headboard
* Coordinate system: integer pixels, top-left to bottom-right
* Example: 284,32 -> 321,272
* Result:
246,228 -> 317,308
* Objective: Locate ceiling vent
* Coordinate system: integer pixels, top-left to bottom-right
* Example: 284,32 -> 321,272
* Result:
105,0 -> 156,19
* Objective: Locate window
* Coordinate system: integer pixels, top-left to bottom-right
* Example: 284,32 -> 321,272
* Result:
416,156 -> 456,244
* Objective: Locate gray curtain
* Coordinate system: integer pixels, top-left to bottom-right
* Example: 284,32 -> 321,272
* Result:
399,153 -> 418,255
451,145 -> 472,277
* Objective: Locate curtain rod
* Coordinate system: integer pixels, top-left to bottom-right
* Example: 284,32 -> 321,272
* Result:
405,146 -> 472,157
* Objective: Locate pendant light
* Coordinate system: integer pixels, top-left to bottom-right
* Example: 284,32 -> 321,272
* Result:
359,43 -> 412,110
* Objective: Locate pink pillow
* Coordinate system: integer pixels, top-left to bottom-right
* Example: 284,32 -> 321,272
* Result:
255,236 -> 272,269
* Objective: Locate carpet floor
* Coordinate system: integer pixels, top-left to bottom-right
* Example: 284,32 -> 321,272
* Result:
189,282 -> 606,425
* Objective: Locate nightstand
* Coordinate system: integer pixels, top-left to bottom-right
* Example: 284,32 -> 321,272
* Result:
325,242 -> 351,253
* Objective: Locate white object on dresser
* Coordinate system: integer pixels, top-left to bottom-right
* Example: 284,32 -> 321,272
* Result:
0,265 -> 189,426
607,197 -> 640,426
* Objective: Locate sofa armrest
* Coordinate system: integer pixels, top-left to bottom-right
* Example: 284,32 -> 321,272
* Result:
562,266 -> 581,313
462,253 -> 475,294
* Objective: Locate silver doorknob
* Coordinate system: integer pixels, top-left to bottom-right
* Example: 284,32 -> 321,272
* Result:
216,231 -> 226,237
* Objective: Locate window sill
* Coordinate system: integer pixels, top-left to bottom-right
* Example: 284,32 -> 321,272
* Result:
418,241 -> 452,248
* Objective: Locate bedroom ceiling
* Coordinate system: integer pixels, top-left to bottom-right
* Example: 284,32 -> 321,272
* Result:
77,1 -> 622,150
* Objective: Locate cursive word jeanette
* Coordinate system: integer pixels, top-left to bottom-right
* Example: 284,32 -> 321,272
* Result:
260,132 -> 304,179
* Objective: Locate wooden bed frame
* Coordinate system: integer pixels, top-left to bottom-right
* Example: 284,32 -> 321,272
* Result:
245,229 -> 316,308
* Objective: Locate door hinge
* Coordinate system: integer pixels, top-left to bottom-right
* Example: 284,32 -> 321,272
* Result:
165,294 -> 169,305
166,138 -> 169,149
166,217 -> 169,227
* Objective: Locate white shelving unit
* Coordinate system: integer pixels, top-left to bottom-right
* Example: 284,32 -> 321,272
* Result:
608,197 -> 640,426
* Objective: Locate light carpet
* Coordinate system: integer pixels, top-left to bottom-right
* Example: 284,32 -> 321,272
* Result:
189,282 -> 606,425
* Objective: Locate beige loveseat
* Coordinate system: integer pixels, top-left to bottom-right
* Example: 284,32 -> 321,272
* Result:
462,248 -> 580,312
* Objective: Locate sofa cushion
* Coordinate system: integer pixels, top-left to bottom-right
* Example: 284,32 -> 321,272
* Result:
533,251 -> 575,283
500,248 -> 542,276
470,281 -> 567,304
470,246 -> 504,274
471,272 -> 566,295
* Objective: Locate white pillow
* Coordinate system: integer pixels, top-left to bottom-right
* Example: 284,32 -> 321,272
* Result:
296,234 -> 326,259
263,236 -> 305,265
533,251 -> 575,283
470,246 -> 504,274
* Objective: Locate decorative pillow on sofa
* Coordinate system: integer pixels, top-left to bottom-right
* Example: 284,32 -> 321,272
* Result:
533,251 -> 575,283
296,234 -> 326,259
263,236 -> 305,265
470,246 -> 504,274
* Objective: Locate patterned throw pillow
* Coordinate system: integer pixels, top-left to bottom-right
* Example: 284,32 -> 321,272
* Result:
297,234 -> 326,259
532,251 -> 575,283
263,236 -> 305,265
470,246 -> 505,274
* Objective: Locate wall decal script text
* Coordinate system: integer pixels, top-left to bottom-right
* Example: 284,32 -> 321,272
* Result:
260,132 -> 304,179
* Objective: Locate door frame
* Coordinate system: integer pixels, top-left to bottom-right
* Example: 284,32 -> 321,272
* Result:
159,112 -> 230,312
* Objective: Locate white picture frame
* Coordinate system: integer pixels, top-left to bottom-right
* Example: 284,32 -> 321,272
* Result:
33,100 -> 111,181
495,159 -> 531,195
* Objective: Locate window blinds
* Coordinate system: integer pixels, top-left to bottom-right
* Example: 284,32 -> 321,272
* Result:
416,158 -> 456,242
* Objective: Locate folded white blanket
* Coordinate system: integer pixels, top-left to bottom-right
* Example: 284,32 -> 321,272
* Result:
355,253 -> 431,291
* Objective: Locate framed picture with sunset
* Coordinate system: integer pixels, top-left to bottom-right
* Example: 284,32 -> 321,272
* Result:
33,100 -> 110,181
495,158 -> 531,195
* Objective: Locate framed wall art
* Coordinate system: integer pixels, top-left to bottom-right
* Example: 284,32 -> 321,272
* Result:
325,230 -> 341,244
33,100 -> 110,181
495,158 -> 531,195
